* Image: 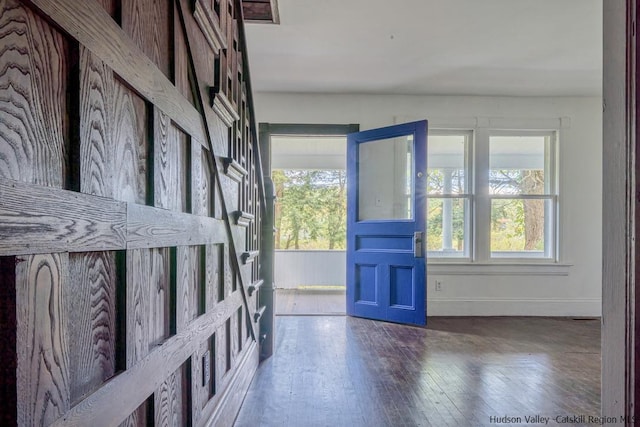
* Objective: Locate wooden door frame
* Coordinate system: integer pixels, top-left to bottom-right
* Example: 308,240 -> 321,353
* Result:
258,123 -> 358,359
603,0 -> 639,420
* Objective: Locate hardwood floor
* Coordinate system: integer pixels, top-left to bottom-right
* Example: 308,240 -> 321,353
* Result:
275,289 -> 346,315
234,316 -> 600,427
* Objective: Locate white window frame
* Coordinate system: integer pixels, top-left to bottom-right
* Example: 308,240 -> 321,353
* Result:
426,130 -> 474,260
427,125 -> 560,265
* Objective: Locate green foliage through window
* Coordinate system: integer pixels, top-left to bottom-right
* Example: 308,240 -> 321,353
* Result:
273,169 -> 346,250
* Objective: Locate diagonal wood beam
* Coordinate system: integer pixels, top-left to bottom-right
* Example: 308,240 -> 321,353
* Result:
175,0 -> 256,342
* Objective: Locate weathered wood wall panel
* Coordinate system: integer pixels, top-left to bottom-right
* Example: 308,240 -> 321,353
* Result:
121,0 -> 172,79
0,0 -> 69,188
67,252 -> 117,404
1,0 -> 266,425
79,47 -> 115,197
113,78 -> 148,204
154,109 -> 191,212
16,254 -> 71,426
154,362 -> 189,427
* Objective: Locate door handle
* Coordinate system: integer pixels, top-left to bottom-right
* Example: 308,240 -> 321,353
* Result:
414,231 -> 423,258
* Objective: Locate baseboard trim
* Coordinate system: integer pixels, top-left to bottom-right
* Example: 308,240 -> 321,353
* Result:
203,341 -> 259,427
427,298 -> 601,317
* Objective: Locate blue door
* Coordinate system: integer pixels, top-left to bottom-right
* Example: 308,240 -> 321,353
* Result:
346,121 -> 427,326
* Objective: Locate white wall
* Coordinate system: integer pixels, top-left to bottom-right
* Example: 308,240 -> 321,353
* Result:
257,92 -> 602,316
275,250 -> 346,288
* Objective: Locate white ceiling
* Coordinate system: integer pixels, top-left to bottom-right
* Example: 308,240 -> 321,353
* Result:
244,0 -> 602,97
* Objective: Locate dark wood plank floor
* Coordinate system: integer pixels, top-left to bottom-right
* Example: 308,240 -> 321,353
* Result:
275,289 -> 346,315
234,316 -> 600,427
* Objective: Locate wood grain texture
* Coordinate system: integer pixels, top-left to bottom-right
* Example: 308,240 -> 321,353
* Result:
153,109 -> 190,212
16,253 -> 70,426
191,141 -> 204,216
205,244 -> 222,311
0,179 -> 127,256
216,323 -> 227,391
176,245 -> 199,332
67,252 -> 117,404
0,0 -> 68,188
199,340 -> 258,427
241,1 -> 273,21
201,149 -> 214,217
126,203 -> 226,249
121,0 -> 172,79
79,46 -> 114,197
173,0 -> 193,104
237,317 -> 600,427
118,399 -> 150,427
52,292 -> 244,427
126,248 -> 150,368
113,78 -> 148,204
149,247 -> 170,348
154,363 -> 188,427
26,0 -> 208,147
602,0 -> 629,418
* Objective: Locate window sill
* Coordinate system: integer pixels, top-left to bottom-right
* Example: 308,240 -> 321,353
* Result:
427,261 -> 572,276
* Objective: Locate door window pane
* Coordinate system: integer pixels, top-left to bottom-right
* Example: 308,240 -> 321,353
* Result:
358,136 -> 413,221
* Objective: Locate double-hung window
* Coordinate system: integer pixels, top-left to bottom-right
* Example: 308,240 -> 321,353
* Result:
427,128 -> 558,262
426,131 -> 472,259
488,132 -> 556,259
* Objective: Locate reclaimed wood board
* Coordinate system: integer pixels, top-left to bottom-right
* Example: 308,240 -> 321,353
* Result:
0,179 -> 127,256
16,253 -> 71,426
121,0 -> 172,79
0,0 -> 69,188
67,251 -> 118,404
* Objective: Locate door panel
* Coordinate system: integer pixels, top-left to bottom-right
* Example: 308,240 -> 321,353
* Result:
346,120 -> 427,326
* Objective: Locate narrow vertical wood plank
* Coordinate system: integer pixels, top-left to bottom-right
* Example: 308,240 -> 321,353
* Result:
230,308 -> 239,363
179,130 -> 191,213
202,148 -> 213,217
121,0 -> 172,79
205,244 -> 219,311
154,109 -> 190,212
16,253 -> 70,426
126,249 -> 150,367
215,324 -> 226,391
176,246 -> 199,332
67,252 -> 117,404
154,364 -> 187,427
113,79 -> 148,205
149,247 -> 170,348
154,109 -> 176,210
192,140 -> 204,216
192,342 -> 206,424
0,0 -> 68,188
79,46 -> 114,197
173,0 -> 193,104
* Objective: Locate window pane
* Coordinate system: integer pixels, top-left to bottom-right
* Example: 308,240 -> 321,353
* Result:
489,135 -> 549,195
428,134 -> 467,194
491,198 -> 552,258
427,197 -> 468,258
358,135 -> 413,220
